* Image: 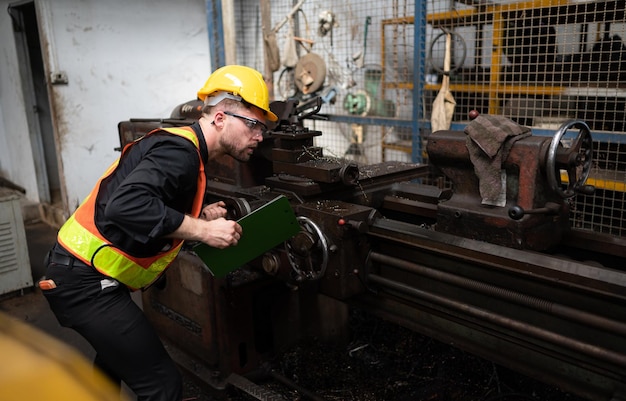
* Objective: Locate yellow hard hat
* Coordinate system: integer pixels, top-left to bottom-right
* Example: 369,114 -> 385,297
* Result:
198,65 -> 278,122
0,311 -> 130,401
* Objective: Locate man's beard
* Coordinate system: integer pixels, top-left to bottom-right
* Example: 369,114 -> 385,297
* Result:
220,137 -> 251,162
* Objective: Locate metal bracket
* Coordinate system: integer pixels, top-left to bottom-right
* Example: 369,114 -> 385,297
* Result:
50,71 -> 68,85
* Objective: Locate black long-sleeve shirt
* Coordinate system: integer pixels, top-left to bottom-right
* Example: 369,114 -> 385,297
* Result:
94,122 -> 208,257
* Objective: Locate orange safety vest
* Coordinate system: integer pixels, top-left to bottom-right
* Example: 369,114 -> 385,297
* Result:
57,127 -> 206,290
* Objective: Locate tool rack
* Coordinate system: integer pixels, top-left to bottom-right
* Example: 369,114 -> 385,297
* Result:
382,1 -> 626,194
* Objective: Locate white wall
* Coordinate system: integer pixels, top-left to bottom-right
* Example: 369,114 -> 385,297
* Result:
0,4 -> 38,197
0,0 -> 210,212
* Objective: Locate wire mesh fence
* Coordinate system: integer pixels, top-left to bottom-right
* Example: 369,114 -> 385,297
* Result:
233,0 -> 625,237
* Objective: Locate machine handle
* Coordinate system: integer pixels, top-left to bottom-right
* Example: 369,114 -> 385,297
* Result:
575,184 -> 596,195
508,202 -> 561,220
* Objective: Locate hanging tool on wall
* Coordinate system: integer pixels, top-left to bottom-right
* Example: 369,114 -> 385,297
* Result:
263,0 -> 307,73
282,2 -> 313,69
343,68 -> 395,117
431,29 -> 457,133
318,10 -> 337,46
352,16 -> 371,69
294,53 -> 327,95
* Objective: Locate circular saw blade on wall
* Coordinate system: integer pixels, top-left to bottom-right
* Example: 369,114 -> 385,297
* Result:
295,52 -> 326,95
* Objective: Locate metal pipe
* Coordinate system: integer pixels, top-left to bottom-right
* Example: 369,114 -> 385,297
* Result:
367,257 -> 626,368
367,273 -> 626,367
369,251 -> 626,336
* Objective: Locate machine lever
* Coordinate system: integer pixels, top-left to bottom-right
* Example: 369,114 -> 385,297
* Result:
508,202 -> 561,220
338,218 -> 368,233
296,96 -> 323,119
575,184 -> 595,195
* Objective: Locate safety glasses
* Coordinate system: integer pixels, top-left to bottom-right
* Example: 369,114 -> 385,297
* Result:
223,111 -> 267,137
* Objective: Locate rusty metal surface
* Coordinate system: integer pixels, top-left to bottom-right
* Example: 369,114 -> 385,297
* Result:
427,129 -> 569,250
564,227 -> 626,260
294,200 -> 375,299
122,101 -> 626,400
381,182 -> 450,220
272,159 -> 357,183
143,252 -> 313,378
117,119 -> 194,149
364,218 -> 626,400
141,252 -> 220,367
270,147 -> 323,163
265,161 -> 428,200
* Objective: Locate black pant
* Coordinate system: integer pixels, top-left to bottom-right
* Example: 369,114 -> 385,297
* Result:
41,244 -> 182,401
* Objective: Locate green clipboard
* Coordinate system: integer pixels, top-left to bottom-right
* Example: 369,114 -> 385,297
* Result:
194,195 -> 300,277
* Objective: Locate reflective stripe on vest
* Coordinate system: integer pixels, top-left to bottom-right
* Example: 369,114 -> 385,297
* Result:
57,127 -> 206,290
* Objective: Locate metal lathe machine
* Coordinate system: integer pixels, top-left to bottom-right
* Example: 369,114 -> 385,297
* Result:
118,97 -> 626,401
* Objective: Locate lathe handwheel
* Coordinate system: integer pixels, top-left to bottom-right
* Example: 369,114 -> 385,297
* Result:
285,216 -> 329,281
546,120 -> 593,199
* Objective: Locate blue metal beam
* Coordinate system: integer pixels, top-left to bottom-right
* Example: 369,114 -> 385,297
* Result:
206,0 -> 226,70
323,114 -> 414,128
412,0 -> 427,163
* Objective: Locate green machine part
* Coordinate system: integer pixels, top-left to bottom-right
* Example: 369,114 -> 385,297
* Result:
343,69 -> 396,117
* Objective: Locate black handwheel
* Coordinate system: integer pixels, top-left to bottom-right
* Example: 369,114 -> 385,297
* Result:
285,216 -> 329,281
546,120 -> 593,199
427,29 -> 467,75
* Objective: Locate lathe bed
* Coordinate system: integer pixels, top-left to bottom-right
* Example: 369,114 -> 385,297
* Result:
118,97 -> 626,400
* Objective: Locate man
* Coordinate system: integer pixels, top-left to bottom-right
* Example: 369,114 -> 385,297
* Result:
39,65 -> 278,400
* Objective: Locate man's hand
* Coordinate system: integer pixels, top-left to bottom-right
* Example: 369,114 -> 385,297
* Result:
200,201 -> 228,221
169,214 -> 242,249
200,217 -> 242,248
